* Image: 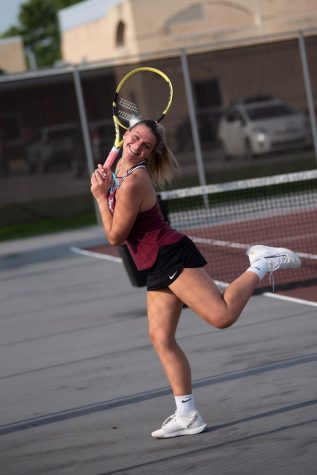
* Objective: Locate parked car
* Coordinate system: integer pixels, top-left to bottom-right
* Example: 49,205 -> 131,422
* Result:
176,110 -> 222,152
218,96 -> 311,158
25,123 -> 84,174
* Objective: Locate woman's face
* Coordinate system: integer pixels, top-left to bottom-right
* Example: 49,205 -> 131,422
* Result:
123,124 -> 157,161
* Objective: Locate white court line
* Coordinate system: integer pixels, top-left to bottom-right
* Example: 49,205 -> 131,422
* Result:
70,246 -> 122,263
190,236 -> 248,250
262,292 -> 317,308
70,247 -> 317,308
189,236 -> 317,260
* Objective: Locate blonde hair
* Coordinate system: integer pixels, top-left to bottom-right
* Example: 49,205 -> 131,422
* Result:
129,120 -> 180,188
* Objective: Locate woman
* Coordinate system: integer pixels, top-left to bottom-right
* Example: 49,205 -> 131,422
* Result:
90,120 -> 300,439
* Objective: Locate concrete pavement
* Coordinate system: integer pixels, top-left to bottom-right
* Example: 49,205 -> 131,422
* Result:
0,229 -> 316,474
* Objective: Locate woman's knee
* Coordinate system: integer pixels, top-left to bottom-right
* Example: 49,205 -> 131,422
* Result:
148,327 -> 176,352
202,308 -> 235,329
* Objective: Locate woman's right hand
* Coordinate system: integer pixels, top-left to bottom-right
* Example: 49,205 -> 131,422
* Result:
90,165 -> 111,201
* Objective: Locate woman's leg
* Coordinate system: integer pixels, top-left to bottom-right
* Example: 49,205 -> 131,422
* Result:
169,244 -> 301,329
169,267 -> 260,329
148,288 -> 209,438
147,289 -> 191,396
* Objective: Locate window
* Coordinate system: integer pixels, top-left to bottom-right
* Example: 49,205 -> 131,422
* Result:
226,110 -> 245,124
116,21 -> 125,47
194,79 -> 222,109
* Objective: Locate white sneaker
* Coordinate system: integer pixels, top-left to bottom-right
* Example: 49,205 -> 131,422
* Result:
247,245 -> 301,271
151,410 -> 207,439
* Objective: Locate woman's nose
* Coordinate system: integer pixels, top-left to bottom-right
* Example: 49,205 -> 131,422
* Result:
134,141 -> 142,151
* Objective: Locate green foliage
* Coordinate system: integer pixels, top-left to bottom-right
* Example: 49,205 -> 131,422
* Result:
1,0 -> 84,68
0,26 -> 20,38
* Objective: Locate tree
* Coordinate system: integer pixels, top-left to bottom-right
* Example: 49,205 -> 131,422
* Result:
1,0 -> 84,68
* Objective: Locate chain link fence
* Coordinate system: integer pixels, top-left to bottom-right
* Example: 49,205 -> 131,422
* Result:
0,31 -> 316,235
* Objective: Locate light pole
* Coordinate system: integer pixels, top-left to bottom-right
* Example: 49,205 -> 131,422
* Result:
24,46 -> 37,70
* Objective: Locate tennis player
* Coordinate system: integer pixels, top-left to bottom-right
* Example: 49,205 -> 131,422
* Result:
90,119 -> 301,439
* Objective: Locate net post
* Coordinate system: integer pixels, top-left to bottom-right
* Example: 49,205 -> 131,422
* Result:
157,192 -> 171,223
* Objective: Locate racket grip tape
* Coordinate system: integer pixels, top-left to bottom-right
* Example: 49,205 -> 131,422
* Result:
104,147 -> 120,168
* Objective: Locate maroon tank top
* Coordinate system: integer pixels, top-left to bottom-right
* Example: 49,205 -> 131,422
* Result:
107,164 -> 183,270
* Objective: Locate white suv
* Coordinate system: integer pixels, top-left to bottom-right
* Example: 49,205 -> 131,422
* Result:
218,96 -> 311,158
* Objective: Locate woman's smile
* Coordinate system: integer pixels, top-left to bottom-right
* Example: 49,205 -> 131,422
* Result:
124,124 -> 157,159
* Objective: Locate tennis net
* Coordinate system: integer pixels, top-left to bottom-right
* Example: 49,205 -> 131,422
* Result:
159,169 -> 317,292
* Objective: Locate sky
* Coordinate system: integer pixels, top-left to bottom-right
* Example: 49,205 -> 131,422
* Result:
0,0 -> 27,34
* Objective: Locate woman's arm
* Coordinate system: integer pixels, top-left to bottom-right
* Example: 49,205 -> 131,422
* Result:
91,167 -> 148,246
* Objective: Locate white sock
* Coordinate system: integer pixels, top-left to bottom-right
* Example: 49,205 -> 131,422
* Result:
247,259 -> 268,280
174,394 -> 196,417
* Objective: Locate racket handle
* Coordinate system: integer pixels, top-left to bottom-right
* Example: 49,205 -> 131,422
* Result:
104,147 -> 120,168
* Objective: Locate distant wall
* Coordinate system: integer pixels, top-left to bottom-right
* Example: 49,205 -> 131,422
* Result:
0,36 -> 26,73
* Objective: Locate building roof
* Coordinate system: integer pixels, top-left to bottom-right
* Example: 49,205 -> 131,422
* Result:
0,36 -> 23,46
58,0 -> 121,32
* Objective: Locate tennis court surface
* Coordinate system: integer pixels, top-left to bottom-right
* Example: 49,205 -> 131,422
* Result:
0,222 -> 316,474
86,168 -> 317,302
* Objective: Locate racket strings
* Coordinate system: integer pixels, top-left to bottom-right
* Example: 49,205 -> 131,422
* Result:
116,71 -> 172,127
118,97 -> 139,114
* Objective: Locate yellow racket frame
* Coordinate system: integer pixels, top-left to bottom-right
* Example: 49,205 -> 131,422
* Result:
104,66 -> 173,168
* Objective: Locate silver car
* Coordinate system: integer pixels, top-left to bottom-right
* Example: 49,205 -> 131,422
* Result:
25,123 -> 83,174
218,97 -> 311,158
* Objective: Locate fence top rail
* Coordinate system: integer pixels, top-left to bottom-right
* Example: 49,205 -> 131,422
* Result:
1,26 -> 317,85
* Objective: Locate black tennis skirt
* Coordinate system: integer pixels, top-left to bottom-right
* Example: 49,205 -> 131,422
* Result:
147,235 -> 207,291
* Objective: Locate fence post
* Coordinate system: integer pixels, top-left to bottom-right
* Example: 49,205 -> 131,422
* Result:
298,31 -> 317,165
73,66 -> 102,226
180,50 -> 207,188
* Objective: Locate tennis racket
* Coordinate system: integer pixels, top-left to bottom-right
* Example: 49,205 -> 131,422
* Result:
103,66 -> 173,169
